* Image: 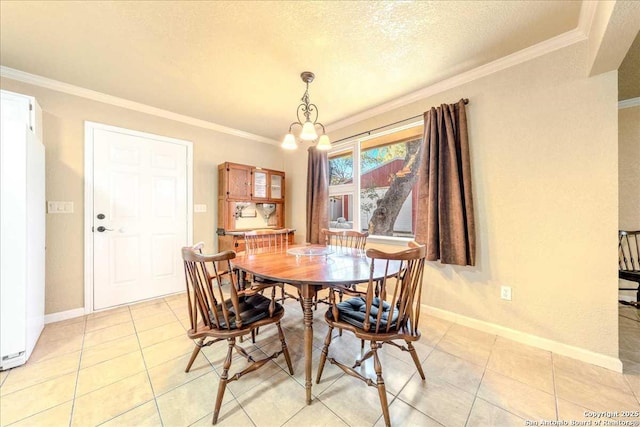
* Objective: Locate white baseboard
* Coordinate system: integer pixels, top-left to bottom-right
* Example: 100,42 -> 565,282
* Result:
423,304 -> 624,373
618,97 -> 640,109
44,308 -> 85,324
618,294 -> 637,304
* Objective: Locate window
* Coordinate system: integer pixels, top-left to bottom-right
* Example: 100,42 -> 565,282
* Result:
329,194 -> 354,229
328,149 -> 353,185
328,122 -> 423,238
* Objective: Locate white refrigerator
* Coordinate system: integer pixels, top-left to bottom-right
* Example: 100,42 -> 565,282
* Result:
0,90 -> 45,370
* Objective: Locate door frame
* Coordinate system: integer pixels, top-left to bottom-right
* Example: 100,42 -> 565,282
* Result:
83,121 -> 193,314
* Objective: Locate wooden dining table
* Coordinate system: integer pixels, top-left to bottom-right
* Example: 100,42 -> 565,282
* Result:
231,244 -> 401,404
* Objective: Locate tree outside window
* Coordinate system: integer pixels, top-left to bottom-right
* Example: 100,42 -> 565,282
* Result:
328,123 -> 423,237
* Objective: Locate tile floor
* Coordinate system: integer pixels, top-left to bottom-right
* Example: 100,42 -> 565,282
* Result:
1,291 -> 639,427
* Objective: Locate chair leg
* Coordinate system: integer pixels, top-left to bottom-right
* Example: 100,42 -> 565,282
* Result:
316,326 -> 334,384
212,338 -> 235,425
407,341 -> 425,379
276,322 -> 294,375
185,338 -> 203,372
297,289 -> 305,310
371,342 -> 390,427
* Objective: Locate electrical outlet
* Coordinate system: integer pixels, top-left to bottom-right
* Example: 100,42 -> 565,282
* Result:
194,204 -> 207,213
500,286 -> 512,301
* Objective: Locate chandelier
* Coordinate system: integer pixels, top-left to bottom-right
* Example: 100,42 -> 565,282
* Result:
281,71 -> 332,150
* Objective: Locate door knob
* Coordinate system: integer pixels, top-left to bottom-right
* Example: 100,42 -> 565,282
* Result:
96,226 -> 113,232
97,213 -> 106,219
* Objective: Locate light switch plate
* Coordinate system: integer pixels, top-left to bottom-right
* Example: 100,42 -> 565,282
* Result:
194,204 -> 207,213
47,201 -> 74,214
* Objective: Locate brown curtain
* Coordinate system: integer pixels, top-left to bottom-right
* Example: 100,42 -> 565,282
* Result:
306,147 -> 329,244
415,99 -> 475,266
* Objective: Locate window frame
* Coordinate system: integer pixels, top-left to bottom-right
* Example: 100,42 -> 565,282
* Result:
328,143 -> 359,233
328,120 -> 423,244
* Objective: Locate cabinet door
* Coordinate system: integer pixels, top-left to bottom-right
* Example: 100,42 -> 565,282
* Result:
252,169 -> 269,200
226,163 -> 251,200
270,172 -> 284,201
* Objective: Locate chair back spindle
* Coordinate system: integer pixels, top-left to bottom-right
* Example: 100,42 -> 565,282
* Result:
243,228 -> 296,305
618,230 -> 640,306
244,228 -> 290,253
363,242 -> 426,336
318,229 -> 369,307
619,230 -> 640,272
322,228 -> 368,251
182,247 -> 242,333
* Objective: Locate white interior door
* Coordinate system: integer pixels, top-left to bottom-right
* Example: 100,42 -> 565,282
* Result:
90,124 -> 191,310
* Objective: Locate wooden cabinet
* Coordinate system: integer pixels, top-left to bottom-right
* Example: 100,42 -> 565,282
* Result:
217,162 -> 287,232
218,163 -> 286,203
251,168 -> 269,201
251,168 -> 285,202
218,162 -> 252,200
269,171 -> 285,201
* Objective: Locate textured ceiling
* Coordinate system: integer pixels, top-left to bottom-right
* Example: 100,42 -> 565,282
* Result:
0,1 -> 585,141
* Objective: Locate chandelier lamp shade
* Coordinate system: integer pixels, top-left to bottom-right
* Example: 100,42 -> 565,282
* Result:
281,71 -> 332,151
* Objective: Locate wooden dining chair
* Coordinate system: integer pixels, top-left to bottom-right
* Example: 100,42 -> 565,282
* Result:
619,230 -> 640,307
318,228 -> 369,309
322,228 -> 368,251
181,244 -> 293,425
244,228 -> 297,304
315,241 -> 427,427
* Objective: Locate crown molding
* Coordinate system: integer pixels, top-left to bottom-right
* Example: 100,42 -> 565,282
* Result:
0,66 -> 278,145
327,1 -> 597,134
618,97 -> 640,109
577,0 -> 598,38
327,27 -> 588,133
2,1 -> 599,142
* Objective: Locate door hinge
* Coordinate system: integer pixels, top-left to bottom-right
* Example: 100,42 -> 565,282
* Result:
29,103 -> 34,131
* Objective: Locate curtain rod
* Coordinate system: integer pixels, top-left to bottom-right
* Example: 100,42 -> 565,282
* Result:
331,98 -> 469,146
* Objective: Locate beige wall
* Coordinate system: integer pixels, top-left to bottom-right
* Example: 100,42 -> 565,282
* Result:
283,149 -> 308,243
619,105 -> 640,230
1,77 -> 284,314
286,41 -> 620,361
